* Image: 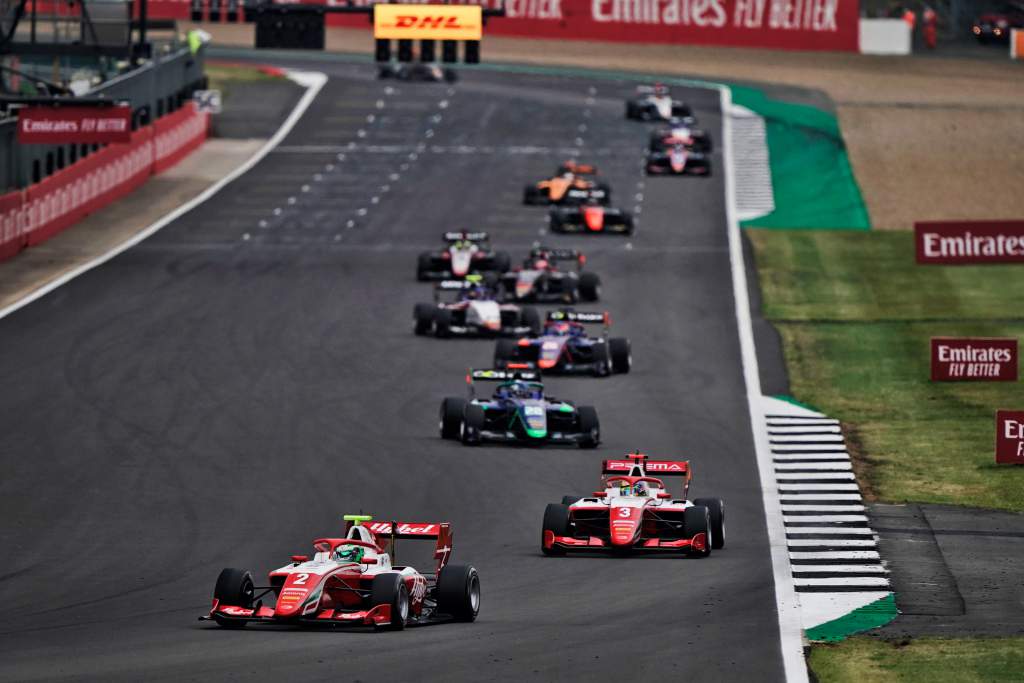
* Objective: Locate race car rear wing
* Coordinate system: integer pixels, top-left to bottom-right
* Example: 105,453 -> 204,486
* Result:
444,231 -> 488,242
531,247 -> 586,267
435,277 -> 491,302
603,453 -> 692,498
548,309 -> 610,330
360,520 -> 454,573
466,368 -> 541,398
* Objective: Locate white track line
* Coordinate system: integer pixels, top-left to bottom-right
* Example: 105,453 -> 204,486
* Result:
721,85 -> 808,683
0,70 -> 328,322
790,550 -> 881,560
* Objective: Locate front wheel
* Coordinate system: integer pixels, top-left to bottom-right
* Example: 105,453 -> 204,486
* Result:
213,568 -> 254,628
683,506 -> 712,558
577,406 -> 600,449
434,308 -> 453,338
461,405 -> 484,445
578,271 -> 601,301
609,337 -> 631,374
694,497 -> 725,549
494,338 -> 519,367
413,303 -> 435,336
542,503 -> 570,556
437,565 -> 481,622
371,573 -> 409,631
521,307 -> 542,336
440,397 -> 466,440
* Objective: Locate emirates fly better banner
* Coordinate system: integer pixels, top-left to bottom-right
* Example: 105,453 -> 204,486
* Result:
17,105 -> 132,144
325,0 -> 860,51
931,338 -> 1018,382
915,221 -> 1024,264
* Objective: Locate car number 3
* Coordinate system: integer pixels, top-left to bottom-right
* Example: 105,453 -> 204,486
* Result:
617,507 -> 631,517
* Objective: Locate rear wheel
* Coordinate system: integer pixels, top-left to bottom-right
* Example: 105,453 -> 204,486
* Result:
597,183 -> 612,206
542,503 -> 570,556
494,338 -> 519,367
523,185 -> 545,205
371,573 -> 409,631
622,215 -> 636,236
434,308 -> 453,338
213,568 -> 254,628
461,405 -> 484,445
416,254 -> 433,281
578,271 -> 601,301
413,303 -> 435,336
609,337 -> 631,374
591,343 -> 611,377
694,498 -> 725,549
549,212 -> 564,233
683,506 -> 712,558
577,406 -> 600,449
493,251 -> 511,273
440,397 -> 466,440
437,565 -> 481,622
521,307 -> 542,336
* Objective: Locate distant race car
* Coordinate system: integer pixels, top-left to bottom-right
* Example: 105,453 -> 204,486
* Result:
625,84 -> 695,123
413,276 -> 541,338
494,310 -> 630,377
523,163 -> 611,206
972,2 -> 1024,42
542,452 -> 725,557
648,119 -> 713,153
439,368 -> 600,448
378,62 -> 458,82
645,144 -> 712,176
202,514 -> 480,630
497,247 -> 601,304
417,232 -> 511,281
549,202 -> 634,236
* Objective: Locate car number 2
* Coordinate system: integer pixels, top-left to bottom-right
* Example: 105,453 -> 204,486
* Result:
293,573 -> 310,585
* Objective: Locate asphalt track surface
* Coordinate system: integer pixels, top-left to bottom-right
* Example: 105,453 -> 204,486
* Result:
0,60 -> 784,682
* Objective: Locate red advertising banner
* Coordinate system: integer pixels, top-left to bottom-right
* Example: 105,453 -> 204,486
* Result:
151,0 -> 861,51
915,221 -> 1024,265
996,410 -> 1024,465
931,338 -> 1018,382
17,105 -> 132,145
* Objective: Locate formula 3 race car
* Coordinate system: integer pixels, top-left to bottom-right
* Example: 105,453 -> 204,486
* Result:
378,62 -> 458,83
645,143 -> 712,177
417,232 -> 511,281
494,310 -> 630,377
549,202 -> 634,236
542,453 -> 725,556
648,119 -> 713,153
496,247 -> 601,304
523,164 -> 611,206
414,276 -> 541,338
202,514 -> 480,630
625,84 -> 695,123
440,368 -> 600,448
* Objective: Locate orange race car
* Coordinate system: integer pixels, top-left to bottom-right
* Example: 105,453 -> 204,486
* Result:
523,162 -> 611,206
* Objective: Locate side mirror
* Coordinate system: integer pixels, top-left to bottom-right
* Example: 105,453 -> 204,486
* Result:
657,492 -> 671,499
361,557 -> 378,565
592,491 -> 607,498
291,555 -> 309,563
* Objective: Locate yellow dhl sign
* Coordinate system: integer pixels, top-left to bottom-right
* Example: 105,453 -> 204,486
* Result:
373,4 -> 483,41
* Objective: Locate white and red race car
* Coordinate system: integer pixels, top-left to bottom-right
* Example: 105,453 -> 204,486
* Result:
542,453 -> 725,557
202,515 -> 480,630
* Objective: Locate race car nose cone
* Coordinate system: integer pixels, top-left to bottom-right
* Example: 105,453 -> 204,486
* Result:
583,206 -> 605,231
609,506 -> 642,546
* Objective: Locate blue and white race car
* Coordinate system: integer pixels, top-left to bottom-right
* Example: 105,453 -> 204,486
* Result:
493,310 -> 631,377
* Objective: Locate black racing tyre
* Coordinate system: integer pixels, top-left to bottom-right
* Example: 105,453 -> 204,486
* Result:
625,102 -> 636,120
561,495 -> 582,506
434,308 -> 453,338
578,271 -> 601,301
683,506 -> 712,558
413,303 -> 435,336
521,307 -> 542,336
443,69 -> 458,83
416,253 -> 433,281
609,337 -> 631,374
592,342 -> 611,377
213,568 -> 254,628
494,338 -> 519,367
694,497 -> 725,549
622,215 -> 635,236
542,503 -> 570,556
548,212 -> 564,233
493,251 -> 511,273
577,406 -> 600,448
597,183 -> 612,206
440,397 -> 466,440
370,573 -> 409,631
523,185 -> 545,205
461,404 -> 484,445
436,564 -> 481,622
562,278 -> 580,304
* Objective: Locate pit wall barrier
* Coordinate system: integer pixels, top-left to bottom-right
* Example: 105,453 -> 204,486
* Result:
858,18 -> 911,55
0,103 -> 209,262
162,0 -> 862,52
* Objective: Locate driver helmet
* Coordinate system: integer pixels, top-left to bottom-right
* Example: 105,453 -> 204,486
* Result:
334,544 -> 365,564
533,258 -> 550,270
633,481 -> 648,497
548,322 -> 570,335
619,480 -> 632,496
654,82 -> 668,96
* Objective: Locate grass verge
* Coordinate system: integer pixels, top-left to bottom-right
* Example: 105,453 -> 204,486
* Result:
205,62 -> 282,100
750,229 -> 1024,512
809,636 -> 1024,683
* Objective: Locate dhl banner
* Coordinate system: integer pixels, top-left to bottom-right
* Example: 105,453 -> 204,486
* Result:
374,4 -> 483,41
154,0 -> 860,52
